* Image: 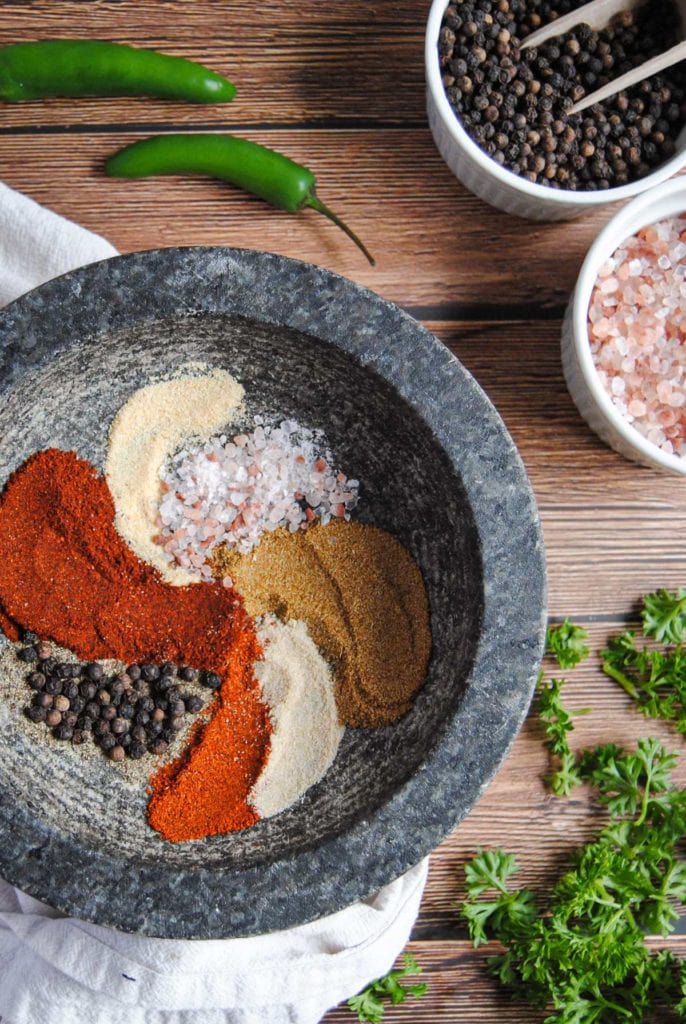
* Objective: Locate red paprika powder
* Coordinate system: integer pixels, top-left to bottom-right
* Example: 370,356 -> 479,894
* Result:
0,448 -> 271,841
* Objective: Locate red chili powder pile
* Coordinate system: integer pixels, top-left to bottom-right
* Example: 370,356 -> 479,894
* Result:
0,448 -> 271,841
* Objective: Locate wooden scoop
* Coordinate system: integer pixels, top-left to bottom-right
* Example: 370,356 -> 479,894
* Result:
519,0 -> 686,117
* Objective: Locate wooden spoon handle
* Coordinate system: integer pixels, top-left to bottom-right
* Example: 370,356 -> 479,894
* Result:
520,0 -> 645,49
569,38 -> 686,114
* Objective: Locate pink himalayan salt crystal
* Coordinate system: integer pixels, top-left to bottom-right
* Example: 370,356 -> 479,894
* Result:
588,216 -> 686,459
154,418 -> 360,572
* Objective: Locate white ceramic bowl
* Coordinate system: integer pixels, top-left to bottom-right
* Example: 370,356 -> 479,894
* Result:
561,175 -> 686,475
425,0 -> 686,221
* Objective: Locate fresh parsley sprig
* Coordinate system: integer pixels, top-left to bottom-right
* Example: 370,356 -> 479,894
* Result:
642,587 -> 686,645
600,588 -> 686,733
602,631 -> 686,734
347,954 -> 428,1023
546,619 -> 590,669
537,675 -> 589,795
461,737 -> 686,1023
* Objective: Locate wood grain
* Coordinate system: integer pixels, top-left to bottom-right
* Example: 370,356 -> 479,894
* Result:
0,0 -> 426,127
415,625 -> 686,940
2,3 -> 686,1021
0,130 -> 619,309
434,322 -> 686,616
322,938 -> 686,1021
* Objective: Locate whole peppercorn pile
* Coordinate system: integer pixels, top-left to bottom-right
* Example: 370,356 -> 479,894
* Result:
19,633 -> 213,762
438,0 -> 686,190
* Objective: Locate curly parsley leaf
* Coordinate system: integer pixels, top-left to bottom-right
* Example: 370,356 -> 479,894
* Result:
462,709 -> 686,1022
579,737 -> 677,823
347,954 -> 427,1022
546,619 -> 590,669
642,588 -> 686,645
602,631 -> 686,734
462,849 -> 537,946
537,676 -> 589,796
461,599 -> 686,1022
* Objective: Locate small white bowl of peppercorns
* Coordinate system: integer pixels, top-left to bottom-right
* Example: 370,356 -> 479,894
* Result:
426,0 -> 686,220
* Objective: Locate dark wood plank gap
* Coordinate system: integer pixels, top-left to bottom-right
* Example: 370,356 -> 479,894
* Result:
0,129 -> 618,308
0,118 -> 428,135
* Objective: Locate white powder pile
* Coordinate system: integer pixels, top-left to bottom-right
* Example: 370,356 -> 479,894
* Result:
105,369 -> 244,584
154,418 -> 359,575
250,617 -> 343,818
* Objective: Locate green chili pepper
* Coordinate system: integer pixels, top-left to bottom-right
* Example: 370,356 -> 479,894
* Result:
0,40 -> 236,103
105,134 -> 375,265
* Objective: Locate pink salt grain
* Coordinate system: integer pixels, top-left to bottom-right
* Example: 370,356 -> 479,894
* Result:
588,216 -> 686,459
154,418 -> 360,572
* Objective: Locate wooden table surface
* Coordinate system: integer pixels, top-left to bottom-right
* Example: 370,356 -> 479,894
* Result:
2,2 -> 686,1020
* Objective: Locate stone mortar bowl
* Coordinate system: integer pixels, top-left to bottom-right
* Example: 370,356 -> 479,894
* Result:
0,248 -> 546,938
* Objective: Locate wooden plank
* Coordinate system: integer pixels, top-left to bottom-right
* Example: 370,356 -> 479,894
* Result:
323,942 -> 545,1023
322,938 -> 686,1021
0,0 -> 426,126
415,624 -> 686,939
0,130 -> 618,309
432,321 -> 686,616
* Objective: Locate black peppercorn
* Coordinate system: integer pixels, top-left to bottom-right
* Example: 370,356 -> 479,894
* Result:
202,671 -> 222,690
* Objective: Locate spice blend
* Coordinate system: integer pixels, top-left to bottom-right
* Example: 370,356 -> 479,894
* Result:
105,368 -> 244,585
439,0 -> 686,191
154,418 -> 359,571
0,448 -> 272,837
0,371 -> 432,841
213,520 -> 431,728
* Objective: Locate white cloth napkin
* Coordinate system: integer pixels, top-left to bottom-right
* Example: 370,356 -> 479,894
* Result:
0,181 -> 429,1024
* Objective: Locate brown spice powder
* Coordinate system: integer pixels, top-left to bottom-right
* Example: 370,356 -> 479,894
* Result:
212,521 -> 431,727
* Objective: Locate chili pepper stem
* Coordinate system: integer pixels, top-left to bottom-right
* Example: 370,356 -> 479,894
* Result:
305,195 -> 375,266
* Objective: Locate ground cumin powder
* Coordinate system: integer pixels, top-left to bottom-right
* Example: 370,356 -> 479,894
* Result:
213,521 -> 431,727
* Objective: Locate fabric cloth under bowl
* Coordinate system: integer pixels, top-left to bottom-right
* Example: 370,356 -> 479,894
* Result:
0,181 -> 429,1024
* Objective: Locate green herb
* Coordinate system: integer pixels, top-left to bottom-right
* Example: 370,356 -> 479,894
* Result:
347,954 -> 428,1023
537,675 -> 589,795
642,588 -> 686,645
546,619 -> 590,669
461,738 -> 686,1022
602,631 -> 686,734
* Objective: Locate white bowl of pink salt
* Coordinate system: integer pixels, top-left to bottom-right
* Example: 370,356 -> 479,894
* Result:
562,177 -> 686,474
